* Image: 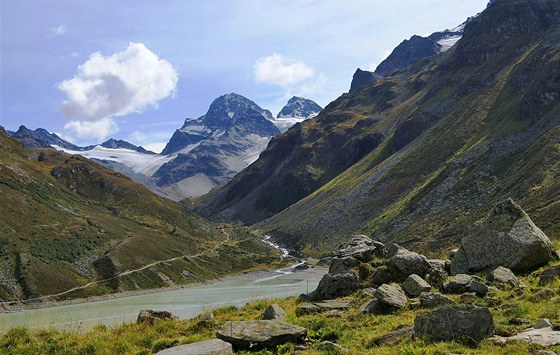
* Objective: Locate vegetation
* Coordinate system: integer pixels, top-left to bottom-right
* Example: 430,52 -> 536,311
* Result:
3,259 -> 560,354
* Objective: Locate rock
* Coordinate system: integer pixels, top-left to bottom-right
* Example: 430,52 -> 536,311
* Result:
296,293 -> 311,303
329,257 -> 359,275
155,339 -> 233,355
316,341 -> 347,353
262,304 -> 287,320
527,288 -> 555,302
509,318 -> 530,325
333,235 -> 384,262
448,248 -> 459,260
137,310 -> 178,325
375,284 -> 408,310
446,274 -> 475,294
419,292 -> 454,308
492,319 -> 560,347
489,266 -> 520,288
372,266 -> 408,285
460,292 -> 478,303
413,305 -> 494,345
361,287 -> 377,297
428,259 -> 450,271
427,268 -> 448,290
216,320 -> 307,350
388,245 -> 432,277
469,280 -> 489,297
370,326 -> 414,346
293,263 -> 310,271
296,300 -> 350,316
360,300 -> 387,315
311,272 -> 358,300
317,257 -> 333,267
539,265 -> 560,286
402,274 -> 431,297
450,198 -> 553,274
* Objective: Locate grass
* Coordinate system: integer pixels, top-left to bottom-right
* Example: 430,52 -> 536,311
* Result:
4,259 -> 560,354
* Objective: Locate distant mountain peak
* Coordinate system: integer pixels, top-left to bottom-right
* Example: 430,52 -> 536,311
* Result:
99,138 -> 155,154
277,96 -> 322,119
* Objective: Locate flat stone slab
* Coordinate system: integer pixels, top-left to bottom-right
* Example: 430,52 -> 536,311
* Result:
296,300 -> 350,316
217,320 -> 307,350
493,319 -> 560,347
155,339 -> 233,355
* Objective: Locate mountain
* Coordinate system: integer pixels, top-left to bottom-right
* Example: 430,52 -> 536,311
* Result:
195,0 -> 560,257
97,138 -> 156,154
350,20 -> 468,92
0,126 -> 278,301
8,125 -> 81,150
271,96 -> 323,132
152,93 -> 281,198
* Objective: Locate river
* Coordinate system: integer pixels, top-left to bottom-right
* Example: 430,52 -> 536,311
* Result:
0,238 -> 326,333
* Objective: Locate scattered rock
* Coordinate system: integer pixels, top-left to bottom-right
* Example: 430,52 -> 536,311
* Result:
469,280 -> 489,297
402,274 -> 431,297
489,266 -> 520,288
413,305 -> 494,345
329,257 -> 359,275
539,265 -> 560,286
427,268 -> 448,290
317,257 -> 333,267
375,284 -> 408,310
310,272 -> 358,300
460,292 -> 478,303
216,320 -> 307,350
448,249 -> 459,260
137,310 -> 178,325
388,246 -> 432,277
333,235 -> 384,262
372,266 -> 407,285
419,292 -> 454,308
527,288 -> 555,302
492,319 -> 560,347
370,326 -> 414,346
316,341 -> 347,353
296,293 -> 311,303
359,300 -> 386,315
296,300 -> 350,316
294,263 -> 310,271
155,339 -> 233,355
446,274 -> 475,294
428,259 -> 450,271
361,287 -> 377,297
262,304 -> 287,320
450,198 -> 553,274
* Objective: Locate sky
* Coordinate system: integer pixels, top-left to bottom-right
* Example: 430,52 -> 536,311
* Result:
1,0 -> 488,152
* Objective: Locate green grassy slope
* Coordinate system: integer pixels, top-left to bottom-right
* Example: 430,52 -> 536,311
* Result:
0,128 -> 279,301
196,0 -> 560,257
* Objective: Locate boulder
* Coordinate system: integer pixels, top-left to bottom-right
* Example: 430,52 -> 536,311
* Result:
372,266 -> 408,285
446,274 -> 475,294
419,292 -> 454,308
488,266 -> 520,288
375,284 -> 408,310
413,305 -> 494,345
262,304 -> 287,320
333,235 -> 385,262
329,257 -> 359,275
469,280 -> 489,297
216,320 -> 307,350
450,198 -> 553,274
388,246 -> 432,277
317,257 -> 333,267
492,319 -> 560,347
137,310 -> 178,325
370,326 -> 414,346
311,272 -> 358,300
401,274 -> 431,297
427,268 -> 448,290
316,341 -> 347,353
539,265 -> 560,286
155,339 -> 233,355
428,259 -> 450,271
360,299 -> 386,314
296,300 -> 350,316
527,288 -> 555,302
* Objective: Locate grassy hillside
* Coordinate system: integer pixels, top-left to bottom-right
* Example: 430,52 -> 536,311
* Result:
0,127 -> 279,302
196,0 -> 560,257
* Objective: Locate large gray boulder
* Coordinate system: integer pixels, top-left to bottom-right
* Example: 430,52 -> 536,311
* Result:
451,198 -> 553,274
419,292 -> 454,308
311,272 -> 358,300
156,339 -> 233,355
137,310 -> 178,325
375,284 -> 408,310
488,266 -> 520,289
329,257 -> 359,275
262,304 -> 287,320
388,245 -> 432,277
446,274 -> 475,294
402,274 -> 431,297
333,235 -> 385,262
413,305 -> 494,345
216,320 -> 307,350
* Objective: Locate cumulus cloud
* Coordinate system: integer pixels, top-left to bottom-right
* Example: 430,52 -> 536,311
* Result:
64,118 -> 119,141
51,25 -> 67,36
57,42 -> 178,140
254,54 -> 315,87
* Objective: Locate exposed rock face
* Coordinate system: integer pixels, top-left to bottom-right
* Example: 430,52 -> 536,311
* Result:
137,310 -> 178,325
388,246 -> 432,277
216,320 -> 307,350
402,274 -> 431,297
349,69 -> 381,92
419,292 -> 454,308
375,284 -> 408,310
262,304 -> 287,320
451,199 -> 553,274
311,272 -> 359,300
414,305 -> 494,345
374,35 -> 441,77
155,339 -> 233,355
489,266 -> 520,288
493,319 -> 560,347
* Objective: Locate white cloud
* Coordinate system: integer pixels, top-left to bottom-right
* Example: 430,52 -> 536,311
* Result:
143,142 -> 166,154
57,42 -> 178,140
51,25 -> 67,36
254,54 -> 314,88
64,118 -> 118,141
129,130 -> 170,153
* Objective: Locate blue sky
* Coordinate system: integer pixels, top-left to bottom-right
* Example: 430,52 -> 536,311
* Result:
1,0 -> 488,152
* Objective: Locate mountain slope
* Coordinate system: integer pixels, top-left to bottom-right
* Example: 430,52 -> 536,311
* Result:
196,0 -> 560,257
0,127 -> 278,301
